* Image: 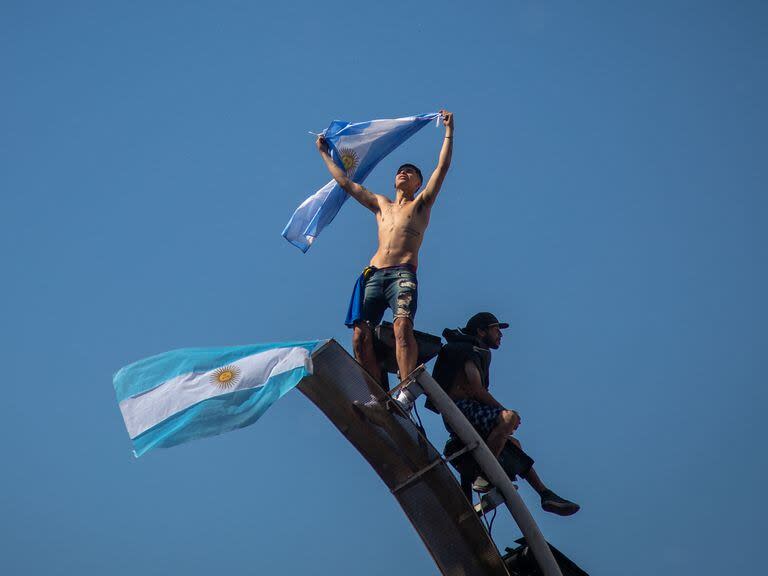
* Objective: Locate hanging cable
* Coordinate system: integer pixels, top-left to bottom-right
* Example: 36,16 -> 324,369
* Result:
411,400 -> 425,434
479,495 -> 489,530
487,508 -> 497,535
477,494 -> 498,536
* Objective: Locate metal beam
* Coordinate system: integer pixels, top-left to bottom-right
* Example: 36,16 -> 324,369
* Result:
302,341 -> 511,576
412,367 -> 564,576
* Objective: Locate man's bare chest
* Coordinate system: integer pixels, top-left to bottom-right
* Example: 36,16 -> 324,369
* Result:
378,202 -> 430,234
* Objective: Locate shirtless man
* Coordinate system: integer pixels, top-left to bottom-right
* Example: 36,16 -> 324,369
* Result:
316,110 -> 454,384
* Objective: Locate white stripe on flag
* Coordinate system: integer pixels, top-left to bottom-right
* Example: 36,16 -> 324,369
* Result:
119,346 -> 310,439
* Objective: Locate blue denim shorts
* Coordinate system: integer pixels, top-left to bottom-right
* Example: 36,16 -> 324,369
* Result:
358,265 -> 418,326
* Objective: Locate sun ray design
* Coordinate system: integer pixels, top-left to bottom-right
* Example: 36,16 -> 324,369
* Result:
210,364 -> 242,390
338,147 -> 359,176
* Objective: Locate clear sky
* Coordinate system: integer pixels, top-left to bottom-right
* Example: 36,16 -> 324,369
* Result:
2,1 -> 766,574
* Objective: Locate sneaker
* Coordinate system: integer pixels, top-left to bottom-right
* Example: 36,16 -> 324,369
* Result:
540,489 -> 580,516
472,476 -> 492,493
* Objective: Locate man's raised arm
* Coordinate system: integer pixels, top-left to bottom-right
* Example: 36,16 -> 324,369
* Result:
418,110 -> 454,208
316,136 -> 379,213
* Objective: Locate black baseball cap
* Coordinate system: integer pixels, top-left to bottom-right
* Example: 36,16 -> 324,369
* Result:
464,312 -> 509,333
397,163 -> 423,184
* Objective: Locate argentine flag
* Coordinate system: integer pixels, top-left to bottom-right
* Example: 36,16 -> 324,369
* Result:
282,112 -> 440,252
114,341 -> 322,457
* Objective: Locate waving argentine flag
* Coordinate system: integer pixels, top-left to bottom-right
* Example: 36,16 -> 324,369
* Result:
282,112 -> 440,252
114,341 -> 322,457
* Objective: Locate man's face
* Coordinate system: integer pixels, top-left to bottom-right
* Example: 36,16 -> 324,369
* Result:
479,325 -> 503,349
395,166 -> 422,196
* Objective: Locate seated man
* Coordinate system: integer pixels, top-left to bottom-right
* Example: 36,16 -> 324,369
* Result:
433,312 -> 580,516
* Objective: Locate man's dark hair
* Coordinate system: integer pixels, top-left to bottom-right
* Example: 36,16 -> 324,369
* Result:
397,163 -> 423,185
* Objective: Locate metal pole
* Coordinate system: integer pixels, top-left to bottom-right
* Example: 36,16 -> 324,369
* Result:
412,368 -> 564,576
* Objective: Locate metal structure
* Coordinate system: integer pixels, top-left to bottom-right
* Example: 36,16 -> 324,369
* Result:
299,339 -> 585,576
300,340 -> 509,575
503,539 -> 589,576
410,367 -> 563,576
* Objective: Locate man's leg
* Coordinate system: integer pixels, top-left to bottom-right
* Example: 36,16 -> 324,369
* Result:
353,268 -> 387,384
352,322 -> 380,384
505,436 -> 546,494
506,436 -> 581,516
391,269 -> 418,381
466,408 -> 519,493
485,410 -> 520,457
393,316 -> 418,381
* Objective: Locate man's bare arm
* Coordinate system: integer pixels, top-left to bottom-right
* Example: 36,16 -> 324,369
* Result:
463,360 -> 505,409
418,110 -> 453,208
316,136 -> 379,213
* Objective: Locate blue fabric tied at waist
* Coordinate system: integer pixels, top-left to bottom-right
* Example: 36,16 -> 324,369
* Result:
345,266 -> 376,327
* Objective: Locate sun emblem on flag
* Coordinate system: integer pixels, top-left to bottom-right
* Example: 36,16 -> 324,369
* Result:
338,147 -> 359,176
211,365 -> 241,389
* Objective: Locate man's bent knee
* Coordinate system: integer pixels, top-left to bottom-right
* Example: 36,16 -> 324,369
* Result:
499,410 -> 521,432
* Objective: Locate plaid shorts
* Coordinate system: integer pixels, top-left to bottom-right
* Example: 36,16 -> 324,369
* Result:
450,399 -> 503,439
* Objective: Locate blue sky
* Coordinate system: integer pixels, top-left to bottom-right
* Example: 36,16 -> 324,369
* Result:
2,1 -> 766,574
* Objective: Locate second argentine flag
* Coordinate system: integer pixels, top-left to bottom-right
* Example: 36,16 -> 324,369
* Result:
114,341 -> 322,457
282,112 -> 440,252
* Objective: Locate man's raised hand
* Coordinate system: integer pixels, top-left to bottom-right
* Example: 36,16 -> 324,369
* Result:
440,110 -> 454,131
316,135 -> 330,154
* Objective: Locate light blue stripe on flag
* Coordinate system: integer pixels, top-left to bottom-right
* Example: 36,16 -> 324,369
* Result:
283,113 -> 439,252
113,341 -> 319,402
114,340 -> 323,457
